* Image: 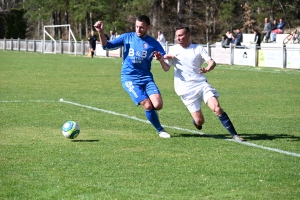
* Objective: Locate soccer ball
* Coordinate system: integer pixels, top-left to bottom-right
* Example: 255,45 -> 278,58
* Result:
62,121 -> 80,139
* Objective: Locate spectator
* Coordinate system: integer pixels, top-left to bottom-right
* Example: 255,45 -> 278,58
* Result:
269,19 -> 278,42
235,28 -> 243,44
262,18 -> 272,43
270,18 -> 285,42
221,34 -> 230,48
231,34 -> 241,47
157,30 -> 166,46
109,30 -> 116,41
115,31 -> 120,38
271,19 -> 278,31
250,29 -> 261,46
225,29 -> 232,43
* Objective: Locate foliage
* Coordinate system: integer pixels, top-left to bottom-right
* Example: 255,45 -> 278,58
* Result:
4,9 -> 26,39
1,0 -> 300,43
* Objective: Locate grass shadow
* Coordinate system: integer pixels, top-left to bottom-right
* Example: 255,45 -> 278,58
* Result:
71,140 -> 100,142
240,133 -> 300,141
172,132 -> 300,141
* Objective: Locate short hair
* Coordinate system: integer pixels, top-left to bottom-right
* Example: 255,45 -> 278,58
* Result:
137,15 -> 150,26
176,26 -> 190,34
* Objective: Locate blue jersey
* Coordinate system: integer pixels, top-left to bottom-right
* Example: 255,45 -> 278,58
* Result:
102,32 -> 165,84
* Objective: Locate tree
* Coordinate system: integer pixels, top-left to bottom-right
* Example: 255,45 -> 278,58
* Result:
4,8 -> 26,39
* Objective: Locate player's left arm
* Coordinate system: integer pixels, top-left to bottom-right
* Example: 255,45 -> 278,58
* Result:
200,59 -> 216,74
199,46 -> 216,74
154,51 -> 171,72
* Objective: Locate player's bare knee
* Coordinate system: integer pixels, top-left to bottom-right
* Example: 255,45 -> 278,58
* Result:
140,99 -> 153,110
194,117 -> 204,126
154,103 -> 163,110
214,106 -> 223,116
196,119 -> 204,126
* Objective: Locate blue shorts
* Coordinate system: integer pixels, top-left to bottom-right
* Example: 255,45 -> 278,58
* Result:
122,80 -> 161,105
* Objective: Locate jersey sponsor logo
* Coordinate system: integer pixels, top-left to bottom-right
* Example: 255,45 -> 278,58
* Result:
143,43 -> 148,48
125,81 -> 138,98
129,48 -> 148,63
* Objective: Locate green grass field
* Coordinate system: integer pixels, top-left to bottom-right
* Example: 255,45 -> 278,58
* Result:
0,51 -> 299,199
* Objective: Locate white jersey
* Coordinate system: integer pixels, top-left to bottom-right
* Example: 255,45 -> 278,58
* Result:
165,43 -> 212,96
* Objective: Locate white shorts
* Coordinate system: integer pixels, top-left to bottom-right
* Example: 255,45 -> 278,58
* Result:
179,82 -> 219,113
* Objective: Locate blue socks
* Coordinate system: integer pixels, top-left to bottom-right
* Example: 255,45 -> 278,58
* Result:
218,112 -> 237,137
145,109 -> 164,133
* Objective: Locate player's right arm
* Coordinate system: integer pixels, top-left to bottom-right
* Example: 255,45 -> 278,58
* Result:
94,21 -> 107,46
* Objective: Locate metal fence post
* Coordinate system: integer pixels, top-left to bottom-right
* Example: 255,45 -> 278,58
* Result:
230,43 -> 233,65
81,40 -> 84,55
60,39 -> 63,54
254,44 -> 257,67
207,43 -> 211,56
25,38 -> 28,52
32,39 -> 36,52
282,43 -> 286,68
165,41 -> 168,53
18,38 -> 20,51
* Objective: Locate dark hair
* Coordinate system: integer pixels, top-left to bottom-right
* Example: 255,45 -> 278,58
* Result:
137,15 -> 150,26
176,26 -> 190,33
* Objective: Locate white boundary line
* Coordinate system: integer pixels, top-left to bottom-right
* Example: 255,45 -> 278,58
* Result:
0,100 -> 57,103
59,99 -> 300,158
2,99 -> 300,158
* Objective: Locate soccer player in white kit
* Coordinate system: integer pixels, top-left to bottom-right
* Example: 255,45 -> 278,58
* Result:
157,27 -> 243,141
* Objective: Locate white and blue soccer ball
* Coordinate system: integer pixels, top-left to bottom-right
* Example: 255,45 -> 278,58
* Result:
62,121 -> 80,139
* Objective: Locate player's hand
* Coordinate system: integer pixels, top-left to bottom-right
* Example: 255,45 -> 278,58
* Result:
154,51 -> 163,61
200,67 -> 210,74
163,54 -> 176,59
94,21 -> 104,32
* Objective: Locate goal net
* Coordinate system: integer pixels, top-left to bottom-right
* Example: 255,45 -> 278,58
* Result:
43,24 -> 77,55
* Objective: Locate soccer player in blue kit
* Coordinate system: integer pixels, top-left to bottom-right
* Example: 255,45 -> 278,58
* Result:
94,15 -> 171,138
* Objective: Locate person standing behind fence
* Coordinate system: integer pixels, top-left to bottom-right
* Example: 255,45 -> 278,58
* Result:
262,18 -> 272,43
94,15 -> 171,138
250,29 -> 261,46
88,30 -> 97,58
157,30 -> 166,46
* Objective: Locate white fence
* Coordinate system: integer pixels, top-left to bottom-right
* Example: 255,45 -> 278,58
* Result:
0,38 -> 299,69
